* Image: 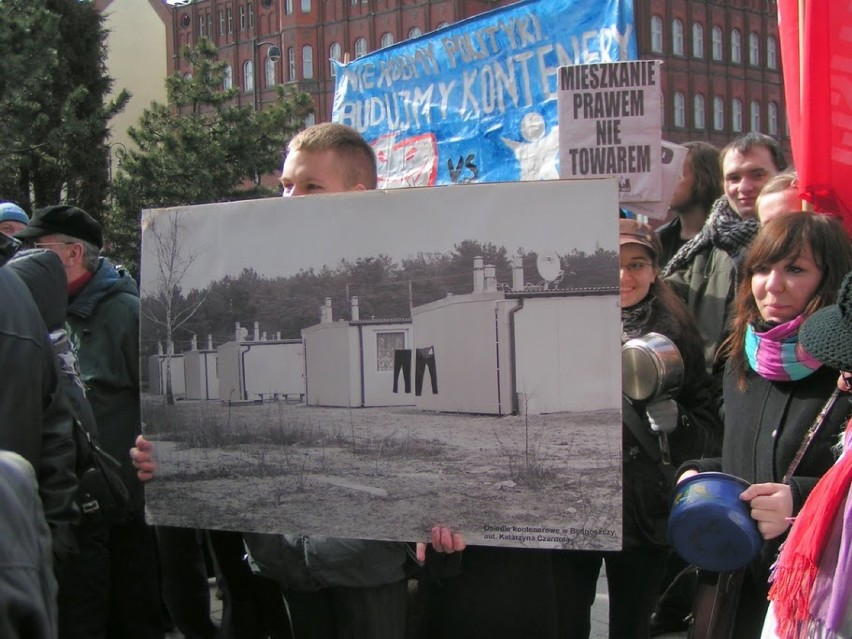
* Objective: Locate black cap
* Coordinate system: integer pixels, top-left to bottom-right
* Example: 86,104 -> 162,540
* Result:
15,205 -> 103,249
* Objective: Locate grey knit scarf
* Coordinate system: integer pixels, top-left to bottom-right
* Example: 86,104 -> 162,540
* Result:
661,196 -> 759,277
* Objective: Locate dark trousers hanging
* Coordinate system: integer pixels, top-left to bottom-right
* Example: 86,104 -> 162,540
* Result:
415,347 -> 438,396
392,349 -> 411,393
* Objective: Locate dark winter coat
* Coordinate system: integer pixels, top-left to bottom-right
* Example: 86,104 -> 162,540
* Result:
622,294 -> 721,549
0,266 -> 78,528
66,258 -> 144,513
691,364 -> 849,569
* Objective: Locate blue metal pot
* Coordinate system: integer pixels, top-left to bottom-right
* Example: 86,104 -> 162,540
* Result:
667,472 -> 763,572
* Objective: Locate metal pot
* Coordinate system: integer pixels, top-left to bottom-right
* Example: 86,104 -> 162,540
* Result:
621,332 -> 684,402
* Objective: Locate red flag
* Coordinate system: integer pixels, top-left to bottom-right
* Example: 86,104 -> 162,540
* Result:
778,0 -> 852,232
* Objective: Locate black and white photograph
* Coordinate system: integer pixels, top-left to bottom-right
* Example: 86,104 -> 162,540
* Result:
140,178 -> 624,550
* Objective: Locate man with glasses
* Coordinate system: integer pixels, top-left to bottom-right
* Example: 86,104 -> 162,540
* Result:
16,205 -> 164,639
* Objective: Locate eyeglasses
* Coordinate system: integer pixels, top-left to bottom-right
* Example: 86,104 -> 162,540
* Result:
33,242 -> 74,249
620,262 -> 653,274
842,372 -> 852,391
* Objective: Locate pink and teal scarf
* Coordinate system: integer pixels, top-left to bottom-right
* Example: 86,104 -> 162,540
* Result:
745,315 -> 822,382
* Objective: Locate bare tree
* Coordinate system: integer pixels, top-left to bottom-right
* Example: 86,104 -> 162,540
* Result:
142,211 -> 208,404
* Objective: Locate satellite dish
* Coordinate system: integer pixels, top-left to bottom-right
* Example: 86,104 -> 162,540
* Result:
536,250 -> 562,282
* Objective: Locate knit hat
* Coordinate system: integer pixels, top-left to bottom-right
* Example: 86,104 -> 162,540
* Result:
619,219 -> 662,264
0,202 -> 29,225
800,271 -> 852,370
14,205 -> 103,249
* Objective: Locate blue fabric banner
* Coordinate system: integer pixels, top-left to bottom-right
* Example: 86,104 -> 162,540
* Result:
332,0 -> 636,188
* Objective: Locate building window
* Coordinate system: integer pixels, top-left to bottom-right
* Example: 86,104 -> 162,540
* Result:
767,35 -> 777,69
288,47 -> 296,81
713,96 -> 724,131
750,100 -> 761,131
376,332 -> 406,372
248,4 -> 254,29
732,98 -> 743,132
285,0 -> 293,14
218,10 -> 225,36
239,6 -> 246,31
712,26 -> 723,60
265,56 -> 275,87
749,32 -> 760,66
408,27 -> 422,39
660,91 -> 665,125
731,29 -> 742,63
355,37 -> 367,59
436,22 -> 449,30
672,19 -> 684,55
329,42 -> 342,76
226,8 -> 233,34
674,92 -> 685,127
302,45 -> 313,79
768,102 -> 778,135
651,15 -> 663,53
184,72 -> 193,81
305,113 -> 316,127
381,32 -> 394,48
243,60 -> 253,92
692,23 -> 704,58
301,0 -> 311,12
223,64 -> 233,90
694,94 -> 705,129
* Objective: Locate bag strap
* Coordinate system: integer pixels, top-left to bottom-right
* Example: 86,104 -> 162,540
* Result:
783,387 -> 841,483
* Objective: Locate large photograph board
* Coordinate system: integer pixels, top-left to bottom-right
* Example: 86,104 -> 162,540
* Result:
140,179 -> 624,550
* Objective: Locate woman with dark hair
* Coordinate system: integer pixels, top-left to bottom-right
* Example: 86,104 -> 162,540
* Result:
679,211 -> 852,638
551,219 -> 720,639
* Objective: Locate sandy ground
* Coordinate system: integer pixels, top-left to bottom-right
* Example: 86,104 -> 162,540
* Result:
144,396 -> 622,551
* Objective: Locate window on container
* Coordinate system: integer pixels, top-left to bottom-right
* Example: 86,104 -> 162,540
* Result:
767,35 -> 777,69
750,100 -> 761,131
712,26 -> 723,60
674,92 -> 685,127
672,19 -> 684,55
731,29 -> 741,63
288,47 -> 296,81
265,55 -> 275,87
749,32 -> 759,66
329,42 -> 341,76
223,64 -> 233,90
376,332 -> 406,372
651,16 -> 663,53
381,32 -> 394,48
692,22 -> 704,58
355,37 -> 367,58
301,0 -> 311,13
768,102 -> 778,135
302,45 -> 313,79
732,98 -> 743,132
239,6 -> 245,30
409,27 -> 422,39
713,96 -> 724,131
694,94 -> 705,129
243,60 -> 253,92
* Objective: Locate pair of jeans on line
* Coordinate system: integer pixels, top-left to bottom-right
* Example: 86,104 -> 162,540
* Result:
392,347 -> 438,396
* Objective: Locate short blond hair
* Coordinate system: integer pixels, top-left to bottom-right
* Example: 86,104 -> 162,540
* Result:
287,123 -> 377,189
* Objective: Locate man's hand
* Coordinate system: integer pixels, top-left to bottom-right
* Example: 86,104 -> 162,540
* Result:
130,435 -> 157,482
415,526 -> 466,562
739,482 -> 793,540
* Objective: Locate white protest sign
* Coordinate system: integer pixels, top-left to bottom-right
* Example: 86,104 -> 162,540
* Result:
557,60 -> 662,202
627,141 -> 688,220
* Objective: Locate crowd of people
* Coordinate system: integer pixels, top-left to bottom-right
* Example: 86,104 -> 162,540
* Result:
2,123 -> 851,639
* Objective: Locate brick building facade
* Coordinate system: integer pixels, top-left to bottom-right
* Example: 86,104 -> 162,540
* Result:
166,0 -> 788,152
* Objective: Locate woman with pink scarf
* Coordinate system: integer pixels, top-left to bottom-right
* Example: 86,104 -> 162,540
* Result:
762,270 -> 852,639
